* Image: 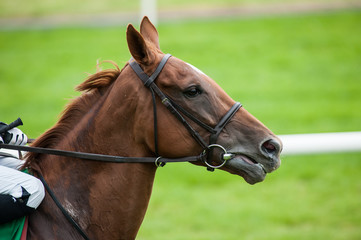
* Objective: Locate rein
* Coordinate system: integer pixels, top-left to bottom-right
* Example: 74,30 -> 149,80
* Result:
0,143 -> 203,165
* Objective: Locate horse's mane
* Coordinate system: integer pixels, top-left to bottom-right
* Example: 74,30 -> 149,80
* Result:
24,61 -> 125,169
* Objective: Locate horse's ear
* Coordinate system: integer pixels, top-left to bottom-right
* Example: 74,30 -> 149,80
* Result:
126,24 -> 151,65
140,16 -> 160,49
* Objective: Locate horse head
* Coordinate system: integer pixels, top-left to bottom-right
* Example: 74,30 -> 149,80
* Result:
125,17 -> 282,184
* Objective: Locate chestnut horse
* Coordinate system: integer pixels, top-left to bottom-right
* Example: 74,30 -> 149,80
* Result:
24,17 -> 282,239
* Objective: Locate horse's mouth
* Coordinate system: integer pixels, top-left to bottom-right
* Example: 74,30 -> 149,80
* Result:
223,153 -> 268,185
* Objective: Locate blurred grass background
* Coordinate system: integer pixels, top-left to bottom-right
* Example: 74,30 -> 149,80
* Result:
1,0 -> 360,239
1,0 -> 358,17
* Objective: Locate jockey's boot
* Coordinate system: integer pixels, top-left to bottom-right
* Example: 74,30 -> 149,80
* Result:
0,187 -> 35,224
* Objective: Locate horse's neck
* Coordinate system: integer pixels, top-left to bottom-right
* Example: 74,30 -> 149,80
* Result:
30,160 -> 157,239
87,163 -> 157,239
31,135 -> 157,239
29,84 -> 158,239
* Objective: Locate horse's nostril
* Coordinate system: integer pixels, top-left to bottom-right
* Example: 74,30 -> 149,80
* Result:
261,139 -> 280,156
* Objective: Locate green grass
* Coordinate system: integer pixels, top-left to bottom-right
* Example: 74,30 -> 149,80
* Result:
1,0 -> 356,18
1,11 -> 360,239
158,12 -> 361,135
139,152 -> 361,240
1,11 -> 360,136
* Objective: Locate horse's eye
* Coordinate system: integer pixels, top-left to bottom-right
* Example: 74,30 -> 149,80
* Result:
183,86 -> 202,98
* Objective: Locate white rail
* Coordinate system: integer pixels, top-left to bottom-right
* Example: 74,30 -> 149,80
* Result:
140,0 -> 158,25
279,131 -> 361,155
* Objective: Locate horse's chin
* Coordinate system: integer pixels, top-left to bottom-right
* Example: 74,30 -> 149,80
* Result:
223,155 -> 267,185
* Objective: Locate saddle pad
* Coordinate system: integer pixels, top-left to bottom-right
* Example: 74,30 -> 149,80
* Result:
0,169 -> 30,240
0,216 -> 26,240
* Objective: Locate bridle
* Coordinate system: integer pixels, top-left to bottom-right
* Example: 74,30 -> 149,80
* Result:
0,54 -> 242,170
0,53 -> 242,240
129,53 -> 242,170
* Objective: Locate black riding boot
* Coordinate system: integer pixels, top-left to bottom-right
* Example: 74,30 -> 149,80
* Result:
0,187 -> 35,224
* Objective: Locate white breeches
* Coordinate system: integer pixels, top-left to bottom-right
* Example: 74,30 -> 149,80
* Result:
0,156 -> 45,209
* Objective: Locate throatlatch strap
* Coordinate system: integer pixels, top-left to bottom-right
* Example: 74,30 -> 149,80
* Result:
129,54 -> 173,156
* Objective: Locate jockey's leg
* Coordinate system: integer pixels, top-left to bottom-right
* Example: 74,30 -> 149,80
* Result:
0,165 -> 45,223
0,191 -> 35,224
